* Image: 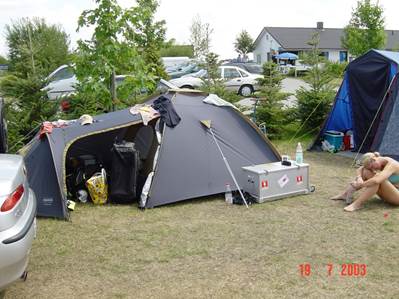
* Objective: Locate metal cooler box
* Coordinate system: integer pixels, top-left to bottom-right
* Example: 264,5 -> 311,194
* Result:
242,161 -> 312,203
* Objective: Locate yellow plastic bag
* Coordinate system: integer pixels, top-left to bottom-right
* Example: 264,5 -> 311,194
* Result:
86,169 -> 108,205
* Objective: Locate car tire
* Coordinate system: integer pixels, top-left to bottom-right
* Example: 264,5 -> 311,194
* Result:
239,85 -> 253,97
180,85 -> 194,89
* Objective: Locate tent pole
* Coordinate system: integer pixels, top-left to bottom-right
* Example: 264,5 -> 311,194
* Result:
207,127 -> 249,208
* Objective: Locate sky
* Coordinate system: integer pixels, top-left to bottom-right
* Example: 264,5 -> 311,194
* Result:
1,0 -> 399,60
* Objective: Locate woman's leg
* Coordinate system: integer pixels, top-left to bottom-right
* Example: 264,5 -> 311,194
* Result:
376,180 -> 399,206
330,184 -> 357,201
344,183 -> 379,211
330,168 -> 375,201
344,180 -> 399,212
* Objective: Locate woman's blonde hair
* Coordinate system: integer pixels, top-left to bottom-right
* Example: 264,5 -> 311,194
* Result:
361,152 -> 380,168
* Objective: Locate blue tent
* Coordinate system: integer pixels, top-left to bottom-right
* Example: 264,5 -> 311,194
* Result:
311,49 -> 399,158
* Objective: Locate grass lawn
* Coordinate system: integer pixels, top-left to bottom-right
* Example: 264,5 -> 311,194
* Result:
5,141 -> 399,298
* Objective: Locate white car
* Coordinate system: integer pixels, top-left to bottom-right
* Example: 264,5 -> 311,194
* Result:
42,65 -> 179,101
0,155 -> 36,294
43,65 -> 76,100
170,66 -> 262,96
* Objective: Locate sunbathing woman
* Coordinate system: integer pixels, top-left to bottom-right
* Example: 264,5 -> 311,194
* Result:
330,152 -> 399,212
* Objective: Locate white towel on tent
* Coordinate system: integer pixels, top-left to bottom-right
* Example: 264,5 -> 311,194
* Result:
203,94 -> 238,110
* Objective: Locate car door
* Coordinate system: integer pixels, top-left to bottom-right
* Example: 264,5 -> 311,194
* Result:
221,67 -> 243,92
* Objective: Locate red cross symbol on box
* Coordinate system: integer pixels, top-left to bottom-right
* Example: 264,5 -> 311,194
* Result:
261,180 -> 268,188
296,176 -> 303,183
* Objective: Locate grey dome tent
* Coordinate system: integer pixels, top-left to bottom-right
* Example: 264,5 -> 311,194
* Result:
310,49 -> 399,159
22,91 -> 281,219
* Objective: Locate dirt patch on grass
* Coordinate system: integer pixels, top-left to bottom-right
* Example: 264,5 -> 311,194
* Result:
6,147 -> 399,298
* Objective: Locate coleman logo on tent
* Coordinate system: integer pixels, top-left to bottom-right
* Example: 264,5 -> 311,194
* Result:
297,176 -> 303,184
42,198 -> 54,206
261,180 -> 268,189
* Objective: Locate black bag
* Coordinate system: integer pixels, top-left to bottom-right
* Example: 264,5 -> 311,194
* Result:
232,192 -> 256,205
109,141 -> 140,203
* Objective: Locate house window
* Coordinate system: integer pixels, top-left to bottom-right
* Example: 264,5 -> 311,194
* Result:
339,51 -> 348,62
320,51 -> 329,60
257,54 -> 261,64
266,34 -> 269,40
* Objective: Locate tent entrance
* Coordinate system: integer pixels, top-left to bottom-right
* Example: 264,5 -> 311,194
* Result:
65,118 -> 159,204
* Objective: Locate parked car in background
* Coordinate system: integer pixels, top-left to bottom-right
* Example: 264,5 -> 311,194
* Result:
43,65 -> 179,102
43,65 -> 76,100
222,62 -> 263,74
57,78 -> 178,112
294,60 -> 312,72
161,56 -> 190,69
170,66 -> 262,96
0,154 -> 37,295
0,98 -> 7,154
167,63 -> 200,79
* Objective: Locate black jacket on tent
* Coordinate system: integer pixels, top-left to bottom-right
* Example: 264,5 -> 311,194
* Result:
22,91 -> 281,219
311,49 -> 399,159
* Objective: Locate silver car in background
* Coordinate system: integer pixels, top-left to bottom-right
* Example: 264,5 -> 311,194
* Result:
170,66 -> 262,96
0,154 -> 36,293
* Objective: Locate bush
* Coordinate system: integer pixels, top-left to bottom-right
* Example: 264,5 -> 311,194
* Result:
325,61 -> 348,78
296,88 -> 335,132
0,75 -> 58,152
254,62 -> 291,139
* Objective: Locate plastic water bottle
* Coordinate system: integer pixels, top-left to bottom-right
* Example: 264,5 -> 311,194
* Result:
296,142 -> 303,164
225,183 -> 233,204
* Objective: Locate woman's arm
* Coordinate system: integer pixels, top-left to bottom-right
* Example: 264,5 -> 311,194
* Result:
363,166 -> 394,187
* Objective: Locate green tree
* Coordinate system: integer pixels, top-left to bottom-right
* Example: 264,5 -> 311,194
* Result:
160,39 -> 194,58
5,17 -> 70,78
0,75 -> 58,152
234,30 -> 255,61
190,15 -> 213,60
125,0 -> 167,79
342,0 -> 386,57
0,18 -> 69,152
72,0 -> 163,115
296,33 -> 336,132
255,62 -> 289,138
199,52 -> 240,103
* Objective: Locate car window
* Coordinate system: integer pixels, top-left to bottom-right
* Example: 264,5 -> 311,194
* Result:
245,65 -> 262,74
223,68 -> 240,79
239,69 -> 249,77
49,67 -> 74,82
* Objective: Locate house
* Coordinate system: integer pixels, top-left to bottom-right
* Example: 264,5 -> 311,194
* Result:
253,22 -> 399,64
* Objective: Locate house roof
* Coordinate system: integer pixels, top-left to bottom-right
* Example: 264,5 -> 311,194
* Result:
254,26 -> 399,51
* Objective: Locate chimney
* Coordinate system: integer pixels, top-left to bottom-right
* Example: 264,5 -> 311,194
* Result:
317,22 -> 324,30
